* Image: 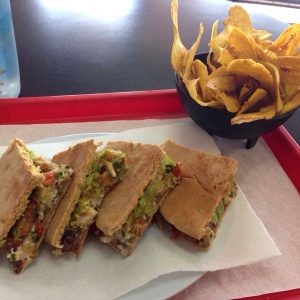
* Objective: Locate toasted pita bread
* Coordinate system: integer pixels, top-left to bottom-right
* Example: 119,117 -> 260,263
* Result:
0,139 -> 74,274
96,141 -> 163,235
0,139 -> 44,247
45,139 -> 127,257
161,138 -> 237,193
96,141 -> 181,256
45,140 -> 99,249
159,177 -> 223,240
159,139 -> 238,250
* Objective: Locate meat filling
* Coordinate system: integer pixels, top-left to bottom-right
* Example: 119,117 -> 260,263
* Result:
100,155 -> 182,256
7,153 -> 73,274
60,147 -> 127,255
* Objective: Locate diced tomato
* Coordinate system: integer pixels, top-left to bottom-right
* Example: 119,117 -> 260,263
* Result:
172,164 -> 182,179
132,218 -> 147,236
35,221 -> 45,238
170,227 -> 182,239
43,171 -> 55,186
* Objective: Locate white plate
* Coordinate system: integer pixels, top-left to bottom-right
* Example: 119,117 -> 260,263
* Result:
30,133 -> 204,300
0,124 -> 279,300
29,133 -> 115,144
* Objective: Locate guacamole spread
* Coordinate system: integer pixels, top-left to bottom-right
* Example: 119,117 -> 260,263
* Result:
61,147 -> 127,255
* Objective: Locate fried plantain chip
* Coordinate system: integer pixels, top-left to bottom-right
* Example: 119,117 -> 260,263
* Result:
170,0 -> 188,78
171,0 -> 204,80
227,59 -> 274,96
182,23 -> 204,81
231,104 -> 276,124
193,59 -> 208,99
223,5 -> 252,35
281,85 -> 299,103
237,88 -> 268,115
183,77 -> 225,108
278,56 -> 300,86
252,29 -> 273,45
205,66 -> 240,112
239,78 -> 259,103
261,61 -> 283,112
208,20 -> 219,71
217,26 -> 257,66
279,91 -> 300,115
267,24 -> 300,56
218,92 -> 241,113
170,1 -> 300,125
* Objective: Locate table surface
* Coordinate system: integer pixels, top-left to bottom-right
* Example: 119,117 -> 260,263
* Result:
2,1 -> 300,299
9,0 -> 300,144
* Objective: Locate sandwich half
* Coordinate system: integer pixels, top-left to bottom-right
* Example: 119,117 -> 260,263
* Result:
45,139 -> 127,256
0,139 -> 73,273
158,139 -> 238,250
95,141 -> 182,256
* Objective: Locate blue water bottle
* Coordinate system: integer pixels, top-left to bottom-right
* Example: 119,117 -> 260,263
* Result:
0,0 -> 20,98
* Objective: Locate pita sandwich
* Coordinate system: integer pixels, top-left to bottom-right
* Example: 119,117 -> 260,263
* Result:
158,139 -> 238,250
0,138 -> 73,273
45,139 -> 127,256
95,141 -> 182,256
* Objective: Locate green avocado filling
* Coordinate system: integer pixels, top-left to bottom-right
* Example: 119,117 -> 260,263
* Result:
61,147 -> 127,254
101,154 -> 181,255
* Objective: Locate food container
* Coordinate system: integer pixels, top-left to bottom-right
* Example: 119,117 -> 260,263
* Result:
175,52 -> 298,149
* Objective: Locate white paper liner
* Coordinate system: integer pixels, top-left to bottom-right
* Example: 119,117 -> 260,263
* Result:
0,122 -> 280,300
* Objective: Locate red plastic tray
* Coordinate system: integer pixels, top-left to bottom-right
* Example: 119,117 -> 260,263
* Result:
0,89 -> 299,299
0,89 -> 299,194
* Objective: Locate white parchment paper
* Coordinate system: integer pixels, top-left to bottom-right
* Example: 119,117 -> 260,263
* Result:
0,122 -> 281,300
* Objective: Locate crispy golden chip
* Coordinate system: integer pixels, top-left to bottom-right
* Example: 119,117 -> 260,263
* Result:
279,91 -> 300,115
227,59 -> 274,93
231,104 -> 276,124
193,59 -> 208,99
208,25 -> 229,63
239,78 -> 258,103
281,85 -> 299,102
171,0 -> 204,80
218,92 -> 241,113
182,23 -> 204,81
217,26 -> 257,66
237,88 -> 268,115
252,29 -> 272,44
207,66 -> 236,92
278,56 -> 300,86
223,5 -> 252,35
208,20 -> 219,71
205,66 -> 240,111
170,1 -> 300,125
267,24 -> 300,56
254,47 -> 278,64
261,61 -> 283,112
170,0 -> 187,78
183,77 -> 224,108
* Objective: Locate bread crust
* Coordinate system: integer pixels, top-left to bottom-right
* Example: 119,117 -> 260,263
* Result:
45,139 -> 99,248
0,139 -> 44,246
96,141 -> 164,236
159,177 -> 221,239
160,139 -> 237,240
161,139 -> 237,193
